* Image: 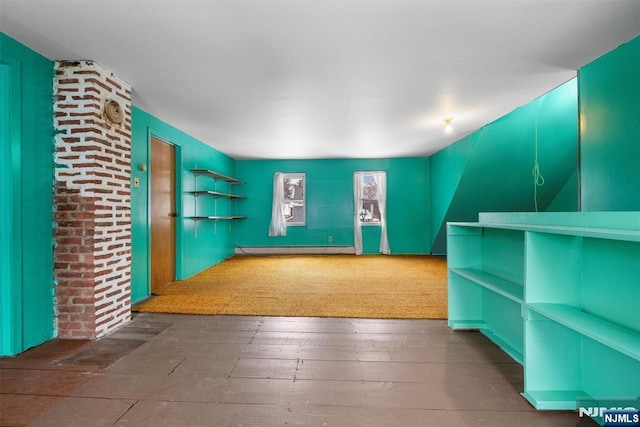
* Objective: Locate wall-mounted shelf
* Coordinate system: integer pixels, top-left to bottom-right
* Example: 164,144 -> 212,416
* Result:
447,212 -> 640,421
188,215 -> 247,221
188,190 -> 245,199
191,169 -> 244,184
187,168 -> 246,236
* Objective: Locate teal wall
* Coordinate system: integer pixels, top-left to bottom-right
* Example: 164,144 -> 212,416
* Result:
235,157 -> 430,254
130,107 -> 238,302
546,171 -> 579,212
430,79 -> 579,253
579,36 -> 640,211
1,33 -> 55,355
429,133 -> 477,251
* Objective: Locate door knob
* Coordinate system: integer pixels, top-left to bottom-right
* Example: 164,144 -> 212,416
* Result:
169,212 -> 180,217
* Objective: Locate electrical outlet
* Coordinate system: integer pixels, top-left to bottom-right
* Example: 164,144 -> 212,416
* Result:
328,235 -> 333,243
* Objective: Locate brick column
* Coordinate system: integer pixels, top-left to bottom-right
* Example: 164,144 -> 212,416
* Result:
53,60 -> 132,339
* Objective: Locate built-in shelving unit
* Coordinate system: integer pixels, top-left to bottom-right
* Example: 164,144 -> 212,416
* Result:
447,212 -> 640,419
186,169 -> 246,235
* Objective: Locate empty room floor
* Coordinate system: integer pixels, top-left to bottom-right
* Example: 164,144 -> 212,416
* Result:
1,313 -> 594,426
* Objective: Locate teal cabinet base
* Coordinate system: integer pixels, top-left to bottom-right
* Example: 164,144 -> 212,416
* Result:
522,390 -> 594,410
448,320 -> 486,330
480,329 -> 524,365
448,323 -> 524,365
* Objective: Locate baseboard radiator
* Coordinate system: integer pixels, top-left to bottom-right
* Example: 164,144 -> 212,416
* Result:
235,246 -> 355,255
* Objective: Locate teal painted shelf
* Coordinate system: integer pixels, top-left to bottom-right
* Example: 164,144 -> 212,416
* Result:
447,223 -> 525,366
447,212 -> 640,415
191,168 -> 244,184
188,190 -> 245,199
528,303 -> 640,362
450,267 -> 523,303
188,216 -> 247,220
448,221 -> 640,243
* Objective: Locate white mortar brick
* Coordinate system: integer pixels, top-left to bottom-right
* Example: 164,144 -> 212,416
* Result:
54,60 -> 133,339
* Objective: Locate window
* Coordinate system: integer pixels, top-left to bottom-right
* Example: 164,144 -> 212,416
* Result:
354,171 -> 390,255
269,172 -> 305,237
358,173 -> 381,224
282,173 -> 305,225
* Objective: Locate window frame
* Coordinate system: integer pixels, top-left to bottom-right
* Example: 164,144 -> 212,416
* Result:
356,171 -> 383,226
282,172 -> 306,226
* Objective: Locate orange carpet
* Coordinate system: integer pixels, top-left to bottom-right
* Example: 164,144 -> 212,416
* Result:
134,254 -> 448,319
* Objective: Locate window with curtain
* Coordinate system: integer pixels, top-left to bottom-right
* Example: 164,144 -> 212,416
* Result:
358,174 -> 381,224
282,173 -> 305,225
269,172 -> 306,237
353,171 -> 390,255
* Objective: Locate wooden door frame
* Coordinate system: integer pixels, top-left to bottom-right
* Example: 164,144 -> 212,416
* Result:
146,133 -> 183,295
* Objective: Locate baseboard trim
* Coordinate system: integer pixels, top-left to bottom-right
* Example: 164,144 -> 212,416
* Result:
235,246 -> 355,255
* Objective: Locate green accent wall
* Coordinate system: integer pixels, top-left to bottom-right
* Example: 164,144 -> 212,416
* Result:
579,36 -> 640,211
430,79 -> 579,254
546,171 -> 579,212
130,107 -> 237,303
1,33 -> 54,355
429,133 -> 477,252
235,157 -> 430,254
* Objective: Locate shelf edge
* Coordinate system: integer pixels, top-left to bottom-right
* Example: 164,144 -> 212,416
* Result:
450,267 -> 524,304
528,303 -> 640,361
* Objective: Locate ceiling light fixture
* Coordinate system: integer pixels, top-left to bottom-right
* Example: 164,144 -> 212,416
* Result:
444,117 -> 453,133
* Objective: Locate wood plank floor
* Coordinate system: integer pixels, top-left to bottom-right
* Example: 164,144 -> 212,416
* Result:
1,313 -> 595,426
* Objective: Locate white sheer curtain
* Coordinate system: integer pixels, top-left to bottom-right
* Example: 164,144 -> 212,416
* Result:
353,173 -> 364,255
373,172 -> 390,254
268,172 -> 286,237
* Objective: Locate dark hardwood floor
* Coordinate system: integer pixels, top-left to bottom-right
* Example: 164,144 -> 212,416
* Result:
1,313 -> 595,426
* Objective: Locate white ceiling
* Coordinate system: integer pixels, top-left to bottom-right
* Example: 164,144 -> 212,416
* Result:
2,1 -> 639,160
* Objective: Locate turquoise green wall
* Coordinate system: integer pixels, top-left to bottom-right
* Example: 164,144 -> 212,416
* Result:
1,33 -> 54,355
235,157 -> 430,254
430,79 -> 579,253
579,36 -> 640,211
130,107 -> 237,302
429,133 -> 477,251
546,171 -> 579,212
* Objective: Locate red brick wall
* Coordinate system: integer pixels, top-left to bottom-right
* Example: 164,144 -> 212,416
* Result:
53,60 -> 132,339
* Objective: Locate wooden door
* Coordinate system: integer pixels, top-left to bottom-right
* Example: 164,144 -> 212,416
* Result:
150,137 -> 176,293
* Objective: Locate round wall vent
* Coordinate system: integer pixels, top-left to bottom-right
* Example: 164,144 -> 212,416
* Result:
104,99 -> 124,124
